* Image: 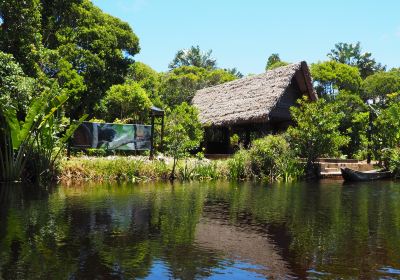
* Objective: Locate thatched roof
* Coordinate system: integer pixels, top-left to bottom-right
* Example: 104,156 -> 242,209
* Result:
192,61 -> 317,126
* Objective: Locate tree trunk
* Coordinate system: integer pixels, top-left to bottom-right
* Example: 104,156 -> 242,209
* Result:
170,157 -> 177,180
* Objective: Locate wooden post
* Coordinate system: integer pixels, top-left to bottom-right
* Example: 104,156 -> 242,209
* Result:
160,114 -> 165,152
367,110 -> 373,164
150,115 -> 155,159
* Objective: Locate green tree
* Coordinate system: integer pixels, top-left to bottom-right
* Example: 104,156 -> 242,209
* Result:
43,0 -> 140,116
0,0 -> 43,76
327,42 -> 385,78
103,82 -> 152,123
224,67 -> 243,78
311,61 -> 362,98
265,53 -> 289,71
56,59 -> 86,118
333,92 -> 369,158
165,103 -> 203,179
372,101 -> 400,162
169,45 -> 216,69
126,62 -> 161,106
159,66 -> 236,108
1,0 -> 141,116
362,70 -> 400,104
288,97 -> 349,174
0,51 -> 36,117
205,68 -> 237,86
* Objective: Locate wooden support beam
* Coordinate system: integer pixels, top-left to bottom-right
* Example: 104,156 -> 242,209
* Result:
149,115 -> 155,159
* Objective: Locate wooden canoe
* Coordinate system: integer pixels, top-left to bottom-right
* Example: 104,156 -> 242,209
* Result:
340,168 -> 392,182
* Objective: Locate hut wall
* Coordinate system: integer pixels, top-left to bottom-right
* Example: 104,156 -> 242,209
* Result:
204,127 -> 230,154
205,123 -> 276,154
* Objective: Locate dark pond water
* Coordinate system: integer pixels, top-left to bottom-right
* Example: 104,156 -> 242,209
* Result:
1,180 -> 400,279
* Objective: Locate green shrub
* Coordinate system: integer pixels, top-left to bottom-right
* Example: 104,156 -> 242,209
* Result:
227,150 -> 250,180
228,135 -> 303,182
383,148 -> 400,178
249,135 -> 303,182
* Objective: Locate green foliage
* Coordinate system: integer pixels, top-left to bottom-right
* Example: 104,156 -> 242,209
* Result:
230,133 -> 240,151
268,61 -> 289,70
227,150 -> 249,180
224,67 -> 243,78
159,66 -> 236,108
333,92 -> 369,158
288,97 -> 349,172
362,70 -> 400,103
382,148 -> 400,177
178,160 -> 222,181
248,135 -> 303,182
1,0 -> 141,116
169,45 -> 216,69
227,135 -> 303,182
159,66 -> 205,108
61,157 -> 170,181
56,59 -> 87,118
0,0 -> 43,76
126,62 -> 161,105
372,101 -> 400,161
311,61 -> 362,98
165,103 -> 203,178
249,135 -> 301,182
0,51 -> 36,115
0,83 -> 87,183
265,53 -> 289,71
103,82 -> 152,123
205,68 -> 237,86
328,42 -> 386,78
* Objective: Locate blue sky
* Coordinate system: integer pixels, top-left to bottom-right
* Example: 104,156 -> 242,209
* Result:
92,0 -> 400,75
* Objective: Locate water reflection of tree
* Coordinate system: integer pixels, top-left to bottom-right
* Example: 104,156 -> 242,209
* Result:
0,183 -> 223,279
2,182 -> 400,279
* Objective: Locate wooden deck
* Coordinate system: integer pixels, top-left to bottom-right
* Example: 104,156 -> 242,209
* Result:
317,159 -> 376,179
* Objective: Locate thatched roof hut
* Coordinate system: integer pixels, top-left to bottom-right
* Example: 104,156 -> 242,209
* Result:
192,61 -> 317,127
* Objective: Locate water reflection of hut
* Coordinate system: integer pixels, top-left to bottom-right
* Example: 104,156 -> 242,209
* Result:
192,61 -> 317,155
195,218 -> 291,278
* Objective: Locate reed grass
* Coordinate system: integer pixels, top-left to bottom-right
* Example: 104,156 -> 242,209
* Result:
59,156 -> 229,183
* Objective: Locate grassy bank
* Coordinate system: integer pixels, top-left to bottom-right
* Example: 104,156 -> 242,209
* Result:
60,133 -> 306,183
59,156 -> 230,182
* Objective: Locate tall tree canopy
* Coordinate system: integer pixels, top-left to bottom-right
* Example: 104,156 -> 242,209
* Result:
159,66 -> 236,108
0,0 -> 140,117
126,62 -> 160,105
0,0 -> 43,76
0,51 -> 36,115
169,45 -> 217,70
311,61 -> 362,98
103,82 -> 152,123
327,42 -> 385,79
265,53 -> 289,71
362,70 -> 400,104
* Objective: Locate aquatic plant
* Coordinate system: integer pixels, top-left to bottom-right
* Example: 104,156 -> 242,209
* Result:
0,84 -> 86,183
227,150 -> 250,180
